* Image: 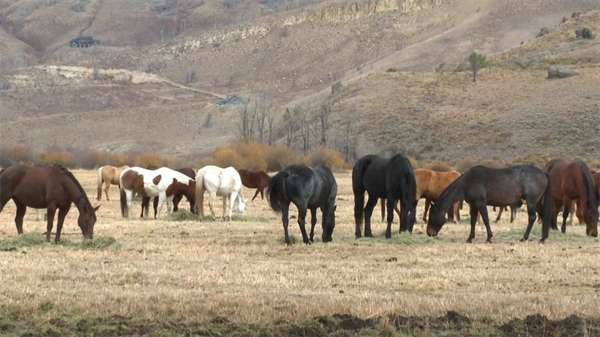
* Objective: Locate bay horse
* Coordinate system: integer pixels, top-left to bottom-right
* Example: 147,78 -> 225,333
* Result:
353,154 -> 417,239
144,167 -> 197,218
0,164 -> 99,243
427,164 -> 552,243
238,169 -> 271,201
97,165 -> 129,201
543,159 -> 598,237
380,168 -> 462,223
119,167 -> 196,218
265,164 -> 337,245
195,165 -> 246,221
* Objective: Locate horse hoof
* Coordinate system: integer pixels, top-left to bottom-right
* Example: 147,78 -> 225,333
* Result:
519,237 -> 527,242
465,239 -> 473,243
485,240 -> 492,244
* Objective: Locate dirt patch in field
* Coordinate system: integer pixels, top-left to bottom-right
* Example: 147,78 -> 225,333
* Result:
7,312 -> 599,337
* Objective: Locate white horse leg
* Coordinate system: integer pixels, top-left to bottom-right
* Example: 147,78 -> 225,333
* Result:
157,193 -> 167,218
126,190 -> 134,218
228,191 -> 238,221
166,195 -> 173,215
209,192 -> 216,220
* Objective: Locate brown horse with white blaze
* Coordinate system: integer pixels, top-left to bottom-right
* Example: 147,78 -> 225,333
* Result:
97,165 -> 130,201
0,164 -> 99,243
544,159 -> 598,237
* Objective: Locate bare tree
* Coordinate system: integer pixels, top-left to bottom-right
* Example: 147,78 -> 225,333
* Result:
318,101 -> 332,146
236,101 -> 255,143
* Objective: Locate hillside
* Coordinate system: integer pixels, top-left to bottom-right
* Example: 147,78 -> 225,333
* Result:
0,0 -> 599,164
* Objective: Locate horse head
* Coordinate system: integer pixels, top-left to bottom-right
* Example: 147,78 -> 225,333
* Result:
234,193 -> 246,215
78,203 -> 100,240
426,201 -> 446,237
583,207 -> 598,237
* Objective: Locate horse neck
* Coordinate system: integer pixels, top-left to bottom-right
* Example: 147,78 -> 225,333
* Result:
62,176 -> 92,211
435,179 -> 465,213
577,163 -> 598,209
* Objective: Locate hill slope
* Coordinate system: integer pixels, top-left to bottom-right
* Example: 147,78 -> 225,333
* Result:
0,0 -> 599,164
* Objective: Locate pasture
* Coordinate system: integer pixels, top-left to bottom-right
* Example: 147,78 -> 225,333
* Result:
1,169 -> 599,336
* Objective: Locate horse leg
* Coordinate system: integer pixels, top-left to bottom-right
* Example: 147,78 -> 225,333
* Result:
353,191 -> 365,238
104,182 -> 111,201
280,203 -> 292,245
14,201 -> 27,235
494,206 -> 503,223
510,204 -> 517,223
251,189 -> 260,202
223,194 -> 229,221
478,202 -> 493,243
297,205 -> 311,245
423,199 -> 430,222
140,197 -> 150,218
172,193 -> 182,212
156,193 -> 167,218
309,207 -> 317,243
364,194 -> 379,238
521,202 -> 538,242
45,206 -> 57,242
54,205 -> 71,244
386,197 -> 398,238
166,195 -> 173,215
208,193 -> 217,220
153,197 -> 159,218
560,198 -> 570,233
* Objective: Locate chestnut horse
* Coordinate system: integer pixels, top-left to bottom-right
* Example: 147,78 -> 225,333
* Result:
544,159 -> 598,237
238,169 -> 271,201
427,165 -> 552,243
97,165 -> 130,201
566,171 -> 600,225
380,168 -> 462,223
119,167 -> 196,218
0,164 -> 99,243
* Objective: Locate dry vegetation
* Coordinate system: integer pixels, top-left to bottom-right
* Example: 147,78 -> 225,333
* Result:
1,169 -> 599,335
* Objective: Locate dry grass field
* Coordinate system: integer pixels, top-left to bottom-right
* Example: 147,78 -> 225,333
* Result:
1,169 -> 600,336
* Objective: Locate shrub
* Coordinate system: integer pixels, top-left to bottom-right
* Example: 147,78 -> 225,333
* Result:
305,147 -> 345,169
455,156 -> 478,173
264,146 -> 302,172
422,160 -> 454,172
38,150 -> 73,167
211,147 -> 244,168
134,153 -> 168,168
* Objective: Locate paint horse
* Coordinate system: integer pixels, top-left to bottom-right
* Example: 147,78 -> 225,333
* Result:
144,167 -> 197,218
97,165 -> 130,201
544,159 -> 598,237
0,164 -> 99,243
195,165 -> 246,221
427,165 -> 552,243
353,154 -> 417,239
119,167 -> 195,218
238,169 -> 271,201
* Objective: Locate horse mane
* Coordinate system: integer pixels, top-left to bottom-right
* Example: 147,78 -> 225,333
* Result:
576,160 -> 598,209
50,164 -> 88,201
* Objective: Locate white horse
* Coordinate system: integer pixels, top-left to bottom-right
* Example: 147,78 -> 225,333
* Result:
195,165 -> 246,221
119,167 -> 196,218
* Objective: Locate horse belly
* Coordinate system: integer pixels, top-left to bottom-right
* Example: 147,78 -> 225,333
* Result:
143,183 -> 161,197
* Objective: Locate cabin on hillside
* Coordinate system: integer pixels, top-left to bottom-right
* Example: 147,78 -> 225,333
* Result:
216,94 -> 248,105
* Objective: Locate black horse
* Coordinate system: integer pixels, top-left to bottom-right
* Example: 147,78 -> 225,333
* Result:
352,154 -> 417,239
427,164 -> 552,243
265,164 -> 337,245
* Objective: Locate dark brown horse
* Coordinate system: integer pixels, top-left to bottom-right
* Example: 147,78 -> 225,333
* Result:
238,169 -> 271,201
96,165 -> 129,201
0,164 -> 99,243
427,165 -> 552,243
544,159 -> 598,237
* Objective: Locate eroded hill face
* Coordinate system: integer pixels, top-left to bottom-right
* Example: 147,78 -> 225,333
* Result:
0,1 -> 599,163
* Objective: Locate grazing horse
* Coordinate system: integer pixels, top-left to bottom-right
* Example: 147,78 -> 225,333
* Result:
97,165 -> 129,201
265,164 -> 337,245
238,169 -> 271,201
144,167 -> 197,218
380,168 -> 462,223
120,167 -> 196,218
195,165 -> 246,221
0,164 -> 99,243
427,165 -> 552,243
353,154 -> 417,239
544,159 -> 598,237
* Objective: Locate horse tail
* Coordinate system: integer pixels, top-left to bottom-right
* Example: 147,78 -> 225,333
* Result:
119,185 -> 127,218
195,168 -> 207,217
97,167 -> 103,201
541,172 -> 553,242
265,171 -> 290,213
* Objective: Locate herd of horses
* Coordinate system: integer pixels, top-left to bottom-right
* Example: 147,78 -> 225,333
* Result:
0,155 -> 598,245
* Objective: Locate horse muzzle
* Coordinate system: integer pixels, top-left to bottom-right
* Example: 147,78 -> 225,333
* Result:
426,228 -> 438,237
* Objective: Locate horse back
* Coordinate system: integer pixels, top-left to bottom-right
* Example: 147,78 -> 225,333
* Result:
352,155 -> 388,197
307,165 -> 337,208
